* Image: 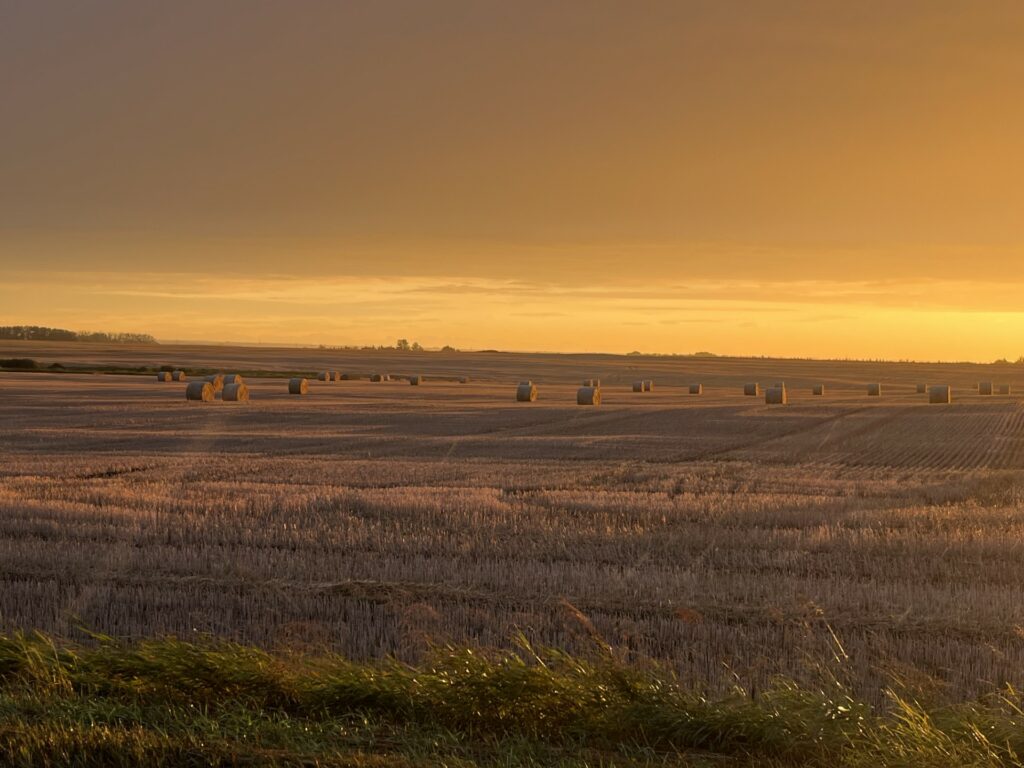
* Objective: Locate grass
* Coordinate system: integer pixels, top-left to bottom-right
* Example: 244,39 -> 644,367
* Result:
0,631 -> 1023,766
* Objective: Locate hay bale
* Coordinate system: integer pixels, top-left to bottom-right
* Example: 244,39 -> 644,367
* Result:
205,374 -> 224,392
516,383 -> 538,402
979,381 -> 993,395
867,383 -> 881,397
185,382 -> 214,402
929,384 -> 951,404
370,373 -> 390,383
155,371 -> 171,382
458,376 -> 469,384
410,375 -> 423,386
317,371 -> 330,382
765,385 -> 787,405
333,372 -> 344,381
744,383 -> 760,396
288,377 -> 308,395
643,380 -> 654,392
171,370 -> 186,382
812,384 -> 825,396
998,384 -> 1012,395
340,373 -> 356,380
916,383 -> 927,394
224,374 -> 244,385
577,385 -> 601,405
689,383 -> 702,395
632,381 -> 644,392
223,383 -> 249,402
582,378 -> 601,387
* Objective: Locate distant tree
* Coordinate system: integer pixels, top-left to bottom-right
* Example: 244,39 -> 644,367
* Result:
411,342 -> 423,351
396,339 -> 410,351
994,358 -> 1010,364
441,345 -> 457,353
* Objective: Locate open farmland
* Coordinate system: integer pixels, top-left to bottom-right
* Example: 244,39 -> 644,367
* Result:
3,343 -> 1024,705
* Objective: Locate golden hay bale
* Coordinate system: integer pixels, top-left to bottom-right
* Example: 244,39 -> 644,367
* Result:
224,374 -> 244,385
979,381 -> 993,395
370,373 -> 390,383
812,384 -> 825,396
223,383 -> 249,402
577,385 -> 601,405
205,374 -> 224,392
332,372 -> 344,381
744,383 -> 760,396
632,381 -> 644,392
916,383 -> 927,394
185,382 -> 214,402
171,370 -> 186,381
458,376 -> 469,384
317,371 -> 330,382
340,373 -> 355,380
929,384 -> 951,404
155,371 -> 171,382
643,380 -> 654,392
288,377 -> 308,395
582,378 -> 601,387
410,375 -> 423,385
998,384 -> 1012,395
765,385 -> 787,405
516,383 -> 538,402
689,384 -> 702,395
867,383 -> 881,397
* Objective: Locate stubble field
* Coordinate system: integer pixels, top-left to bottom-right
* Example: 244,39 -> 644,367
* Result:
3,342 -> 1024,705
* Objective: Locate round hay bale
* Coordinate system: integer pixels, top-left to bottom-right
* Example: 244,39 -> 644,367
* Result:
867,383 -> 882,397
929,384 -> 951,404
577,385 -> 601,405
744,383 -> 760,397
998,384 -> 1011,395
317,371 -> 330,382
689,383 -> 702,395
409,375 -> 423,386
171,370 -> 186,381
765,385 -> 787,405
370,373 -> 390,383
340,373 -> 355,380
643,380 -> 654,392
185,382 -> 214,402
812,384 -> 825,396
632,381 -> 644,392
288,377 -> 308,395
332,372 -> 343,381
916,383 -> 927,394
979,381 -> 993,395
224,374 -> 244,385
516,383 -> 538,402
155,371 -> 171,382
582,378 -> 601,387
458,376 -> 469,384
223,383 -> 249,402
205,374 -> 224,392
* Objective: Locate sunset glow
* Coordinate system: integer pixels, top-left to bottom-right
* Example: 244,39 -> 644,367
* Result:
3,1 -> 1024,360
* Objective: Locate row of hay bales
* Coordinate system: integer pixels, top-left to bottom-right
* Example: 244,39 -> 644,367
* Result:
155,370 -> 188,382
978,382 -> 1012,395
185,373 -> 249,402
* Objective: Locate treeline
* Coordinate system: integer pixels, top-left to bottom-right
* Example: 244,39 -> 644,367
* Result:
0,326 -> 157,344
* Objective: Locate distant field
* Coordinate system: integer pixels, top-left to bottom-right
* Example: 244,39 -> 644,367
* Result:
2,342 -> 1024,704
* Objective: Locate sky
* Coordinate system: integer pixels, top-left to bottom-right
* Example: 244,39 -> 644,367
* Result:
2,1 -> 1024,360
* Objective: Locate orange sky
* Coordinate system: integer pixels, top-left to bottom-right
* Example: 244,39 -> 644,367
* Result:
2,2 -> 1024,360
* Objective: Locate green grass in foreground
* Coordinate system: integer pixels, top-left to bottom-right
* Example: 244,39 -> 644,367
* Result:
0,631 -> 1022,767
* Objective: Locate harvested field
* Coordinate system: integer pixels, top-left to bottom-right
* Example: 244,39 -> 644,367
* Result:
3,345 -> 1024,704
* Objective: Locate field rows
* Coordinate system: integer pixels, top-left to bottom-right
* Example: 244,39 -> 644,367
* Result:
3,371 -> 1024,702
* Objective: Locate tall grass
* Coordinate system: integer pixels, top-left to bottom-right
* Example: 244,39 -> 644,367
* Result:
0,631 -> 1023,766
